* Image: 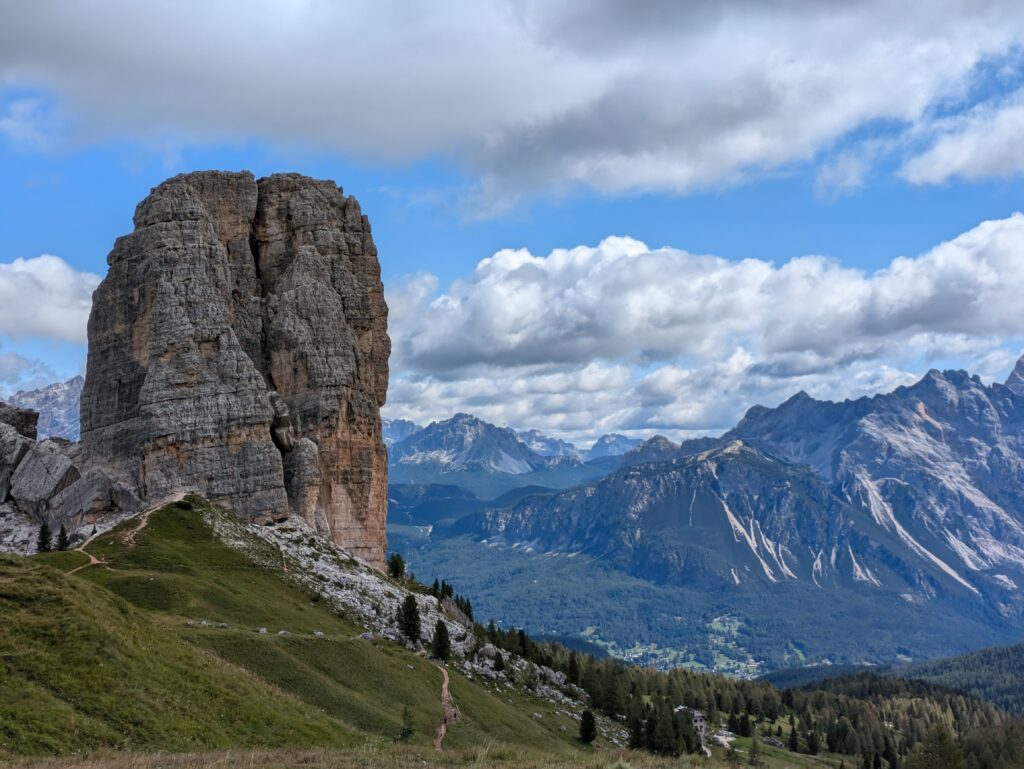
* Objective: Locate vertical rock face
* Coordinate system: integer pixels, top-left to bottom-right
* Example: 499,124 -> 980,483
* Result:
80,171 -> 390,566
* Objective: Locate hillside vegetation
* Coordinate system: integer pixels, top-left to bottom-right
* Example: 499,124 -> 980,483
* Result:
0,499 -> 588,758
894,643 -> 1024,716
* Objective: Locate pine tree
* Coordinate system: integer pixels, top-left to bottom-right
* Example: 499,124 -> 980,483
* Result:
789,725 -> 800,752
56,524 -> 70,551
650,704 -> 678,756
579,708 -> 597,744
430,578 -> 440,597
396,594 -> 421,643
808,729 -> 821,755
749,733 -> 764,767
386,552 -> 405,579
568,651 -> 580,685
628,714 -> 645,749
36,522 -> 52,553
494,650 -> 505,672
431,619 -> 451,661
739,713 -> 753,737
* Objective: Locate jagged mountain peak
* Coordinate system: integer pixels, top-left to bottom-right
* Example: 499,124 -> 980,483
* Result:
381,417 -> 422,446
1005,354 -> 1024,395
585,433 -> 642,460
390,413 -> 548,475
515,428 -> 580,459
618,435 -> 681,468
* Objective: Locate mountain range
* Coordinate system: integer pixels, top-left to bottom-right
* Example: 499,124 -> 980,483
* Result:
394,358 -> 1024,672
385,413 -> 635,498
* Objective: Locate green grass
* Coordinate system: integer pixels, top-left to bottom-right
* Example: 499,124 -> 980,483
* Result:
0,497 -> 605,759
0,555 -> 357,756
30,550 -> 90,571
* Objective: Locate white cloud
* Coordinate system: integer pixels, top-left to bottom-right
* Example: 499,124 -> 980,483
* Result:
0,255 -> 100,343
901,88 -> 1024,184
386,214 -> 1024,443
3,2 -> 1024,207
0,349 -> 58,395
0,97 -> 54,148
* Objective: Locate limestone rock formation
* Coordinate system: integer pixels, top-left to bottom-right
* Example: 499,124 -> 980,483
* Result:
79,171 -> 390,566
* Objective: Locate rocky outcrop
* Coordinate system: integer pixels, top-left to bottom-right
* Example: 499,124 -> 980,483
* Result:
0,401 -> 135,543
79,171 -> 390,566
0,401 -> 38,440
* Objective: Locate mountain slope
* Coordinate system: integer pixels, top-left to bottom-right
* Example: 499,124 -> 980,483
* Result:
0,553 -> 357,754
0,497 -> 601,758
725,367 -> 1024,608
403,361 -> 1024,670
764,640 -> 1024,716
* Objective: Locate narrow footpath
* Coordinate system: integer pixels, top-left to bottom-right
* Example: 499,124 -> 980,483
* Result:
67,491 -> 186,574
433,663 -> 461,750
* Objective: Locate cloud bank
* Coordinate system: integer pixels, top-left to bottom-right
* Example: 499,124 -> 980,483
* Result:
386,213 -> 1024,442
3,2 -> 1024,208
0,255 -> 99,343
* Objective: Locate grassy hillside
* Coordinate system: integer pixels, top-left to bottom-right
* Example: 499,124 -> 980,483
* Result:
0,499 -> 589,758
0,554 -> 357,755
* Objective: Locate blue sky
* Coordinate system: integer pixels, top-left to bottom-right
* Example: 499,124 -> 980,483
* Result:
5,2 -> 1024,444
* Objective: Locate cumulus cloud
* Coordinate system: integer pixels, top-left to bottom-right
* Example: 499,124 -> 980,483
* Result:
385,214 -> 1024,443
901,88 -> 1024,184
3,2 -> 1024,207
0,255 -> 100,342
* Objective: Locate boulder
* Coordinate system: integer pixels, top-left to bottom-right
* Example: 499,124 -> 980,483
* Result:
49,467 -> 141,527
10,440 -> 80,519
0,401 -> 38,439
0,503 -> 38,553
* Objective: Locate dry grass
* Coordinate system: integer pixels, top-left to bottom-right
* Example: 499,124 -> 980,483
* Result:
0,746 -> 694,769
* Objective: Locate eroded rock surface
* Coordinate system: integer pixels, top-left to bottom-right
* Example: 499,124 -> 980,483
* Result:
79,171 -> 390,566
0,401 -> 38,440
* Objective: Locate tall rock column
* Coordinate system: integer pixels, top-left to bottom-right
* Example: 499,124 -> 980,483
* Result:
80,171 -> 390,567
